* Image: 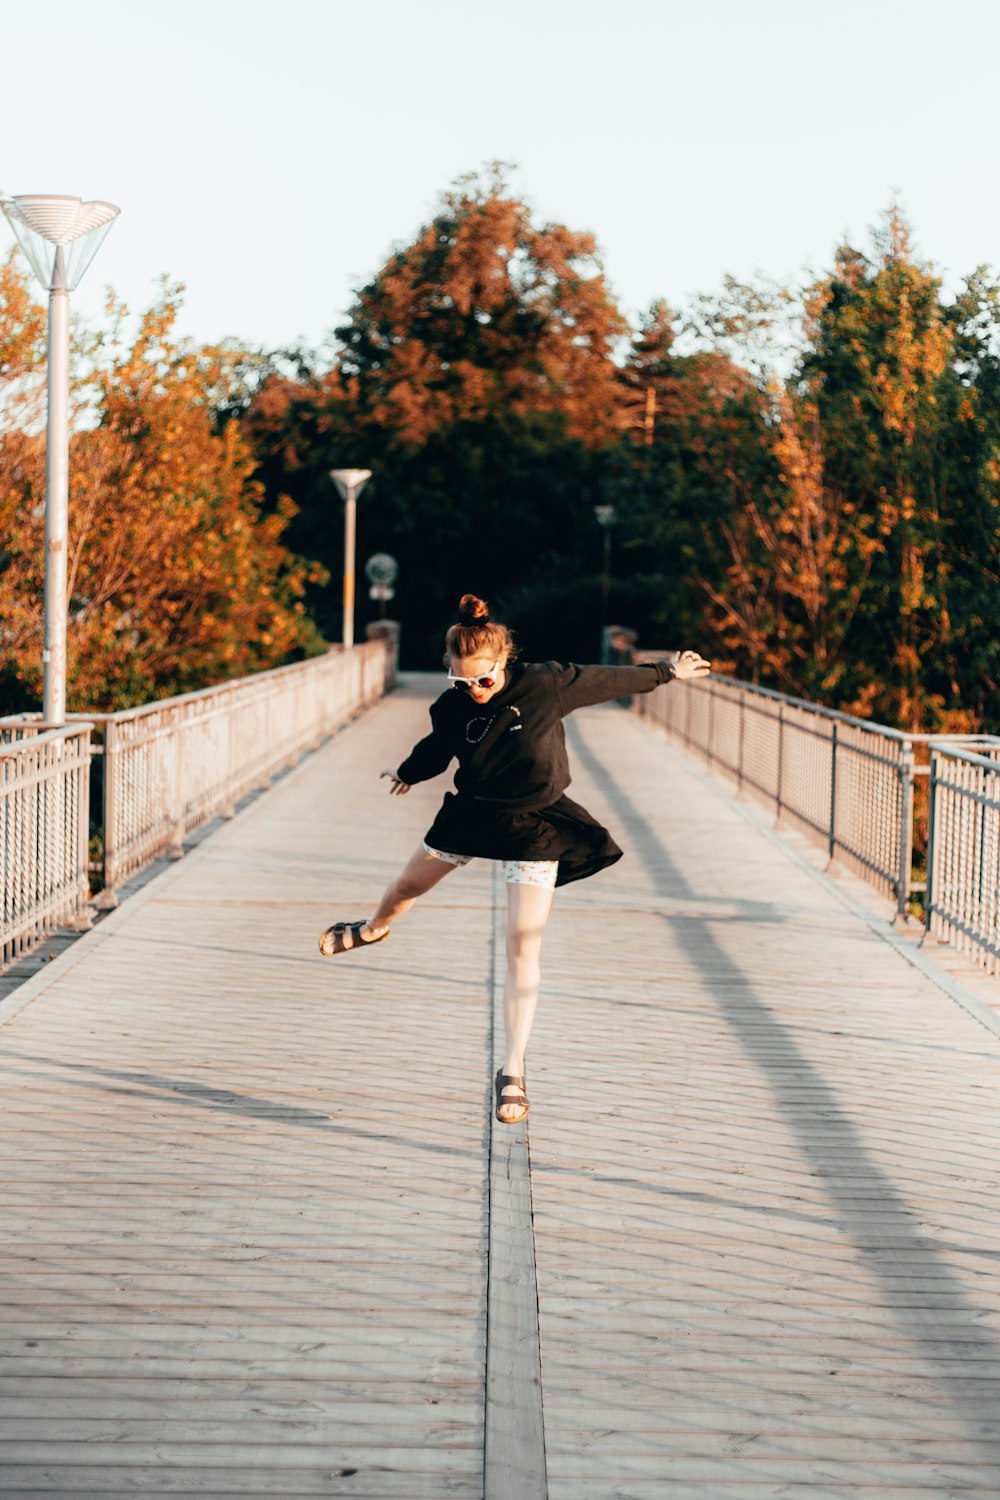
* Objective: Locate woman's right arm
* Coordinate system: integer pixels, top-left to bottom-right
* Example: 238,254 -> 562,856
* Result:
389,713 -> 455,791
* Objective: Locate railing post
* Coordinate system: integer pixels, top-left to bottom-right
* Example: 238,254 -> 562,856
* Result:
66,731 -> 93,931
828,722 -> 838,861
168,725 -> 185,860
976,762 -> 987,946
896,739 -> 915,922
737,688 -> 745,795
217,697 -> 235,817
925,749 -> 938,936
707,680 -> 715,766
93,720 -> 119,910
776,702 -> 785,820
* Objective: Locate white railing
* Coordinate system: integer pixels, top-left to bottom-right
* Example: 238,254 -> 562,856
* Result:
635,670 -> 920,910
635,668 -> 1000,978
927,743 -> 1000,974
92,639 -> 395,902
1,723 -> 93,970
0,638 -> 396,970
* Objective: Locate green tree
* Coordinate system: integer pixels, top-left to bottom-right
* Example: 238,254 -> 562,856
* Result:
800,210 -> 959,728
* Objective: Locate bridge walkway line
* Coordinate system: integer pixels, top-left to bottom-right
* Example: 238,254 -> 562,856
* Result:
0,674 -> 999,1497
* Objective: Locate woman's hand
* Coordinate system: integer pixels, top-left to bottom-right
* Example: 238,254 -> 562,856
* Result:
380,768 -> 411,795
671,650 -> 711,681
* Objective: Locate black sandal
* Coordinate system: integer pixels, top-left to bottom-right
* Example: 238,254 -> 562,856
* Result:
318,920 -> 389,957
495,1070 -> 529,1125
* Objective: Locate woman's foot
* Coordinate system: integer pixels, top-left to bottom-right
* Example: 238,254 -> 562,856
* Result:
495,1070 -> 529,1125
318,920 -> 389,956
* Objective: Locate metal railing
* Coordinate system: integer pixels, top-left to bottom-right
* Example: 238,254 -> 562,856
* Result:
634,669 -> 1000,976
635,670 -> 922,910
1,723 -> 93,970
0,638 -> 396,970
927,743 -> 1000,974
90,640 -> 394,903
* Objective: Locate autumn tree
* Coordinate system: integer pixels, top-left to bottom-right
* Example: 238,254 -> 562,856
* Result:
640,211 -> 999,729
0,273 -> 323,711
940,268 -> 1000,724
617,300 -> 781,667
243,170 -> 637,659
241,182 -> 1000,725
799,212 -> 962,728
245,357 -> 618,660
336,165 -> 628,448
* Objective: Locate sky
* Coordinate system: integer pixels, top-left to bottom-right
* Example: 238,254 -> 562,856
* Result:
4,0 -> 1000,357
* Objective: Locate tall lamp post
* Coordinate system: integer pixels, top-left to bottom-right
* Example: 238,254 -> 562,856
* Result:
1,195 -> 120,724
593,504 -> 617,663
330,468 -> 372,649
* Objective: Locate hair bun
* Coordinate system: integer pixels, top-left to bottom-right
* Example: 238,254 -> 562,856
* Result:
457,593 -> 489,627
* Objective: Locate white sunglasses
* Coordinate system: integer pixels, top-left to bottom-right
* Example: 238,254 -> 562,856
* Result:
447,658 -> 503,691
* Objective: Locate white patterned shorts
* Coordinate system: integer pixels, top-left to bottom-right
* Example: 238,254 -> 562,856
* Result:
422,841 -> 559,889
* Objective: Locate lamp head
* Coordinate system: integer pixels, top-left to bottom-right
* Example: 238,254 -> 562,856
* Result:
330,468 -> 372,502
1,195 -> 120,291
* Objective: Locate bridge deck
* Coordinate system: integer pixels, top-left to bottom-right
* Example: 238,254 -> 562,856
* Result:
2,676 -> 1000,1498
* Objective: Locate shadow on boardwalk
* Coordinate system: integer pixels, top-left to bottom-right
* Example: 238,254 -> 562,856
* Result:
570,718 -> 1000,1467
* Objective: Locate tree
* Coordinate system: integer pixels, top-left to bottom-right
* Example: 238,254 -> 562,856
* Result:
335,165 -> 628,448
0,274 -> 323,711
243,170 -> 638,662
619,302 -> 776,667
800,210 -> 959,728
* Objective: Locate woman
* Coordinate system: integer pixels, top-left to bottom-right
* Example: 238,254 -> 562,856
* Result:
320,594 -> 710,1124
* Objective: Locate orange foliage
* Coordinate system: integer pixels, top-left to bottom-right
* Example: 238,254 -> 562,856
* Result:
0,276 -> 322,710
339,169 -> 628,447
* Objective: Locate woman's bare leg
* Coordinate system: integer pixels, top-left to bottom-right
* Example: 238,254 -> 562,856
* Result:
499,881 -> 555,1122
364,846 -> 459,936
320,847 -> 460,955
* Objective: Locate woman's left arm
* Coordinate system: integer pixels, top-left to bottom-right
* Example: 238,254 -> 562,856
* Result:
551,653 -> 711,713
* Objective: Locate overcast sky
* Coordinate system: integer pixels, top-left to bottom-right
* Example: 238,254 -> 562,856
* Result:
4,0 -> 999,355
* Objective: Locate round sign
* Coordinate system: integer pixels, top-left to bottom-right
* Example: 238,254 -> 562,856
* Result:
365,552 -> 398,586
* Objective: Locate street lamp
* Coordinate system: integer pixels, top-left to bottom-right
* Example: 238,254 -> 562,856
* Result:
1,195 -> 120,724
593,504 -> 617,663
330,468 -> 372,649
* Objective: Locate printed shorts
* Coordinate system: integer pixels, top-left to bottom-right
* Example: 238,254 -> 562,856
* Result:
422,841 -> 559,889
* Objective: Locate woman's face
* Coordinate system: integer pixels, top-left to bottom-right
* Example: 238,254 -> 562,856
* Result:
449,651 -> 508,706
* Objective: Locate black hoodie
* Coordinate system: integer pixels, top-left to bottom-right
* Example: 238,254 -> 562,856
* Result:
397,659 -> 673,811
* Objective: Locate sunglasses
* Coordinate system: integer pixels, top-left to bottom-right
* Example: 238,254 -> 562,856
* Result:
448,659 -> 503,691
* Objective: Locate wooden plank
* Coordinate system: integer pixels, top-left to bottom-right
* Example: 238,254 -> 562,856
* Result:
484,873 -> 547,1500
0,1467 -> 475,1497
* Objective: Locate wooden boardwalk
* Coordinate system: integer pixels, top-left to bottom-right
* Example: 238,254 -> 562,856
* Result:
3,675 -> 1000,1497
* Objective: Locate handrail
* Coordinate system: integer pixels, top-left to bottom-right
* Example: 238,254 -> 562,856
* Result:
634,666 -> 1000,947
93,639 -> 396,903
634,654 -> 1000,746
1,638 -> 397,971
66,646 -> 359,725
1,722 -> 92,747
927,741 -> 1000,773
